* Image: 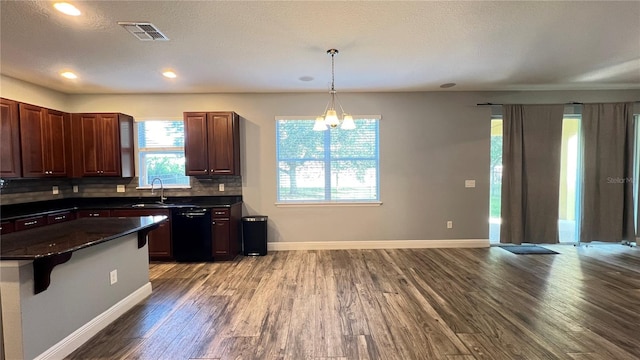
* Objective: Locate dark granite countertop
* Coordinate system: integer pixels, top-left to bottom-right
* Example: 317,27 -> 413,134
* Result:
0,196 -> 242,221
0,216 -> 166,260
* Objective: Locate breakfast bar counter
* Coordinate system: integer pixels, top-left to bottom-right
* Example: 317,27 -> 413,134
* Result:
0,216 -> 166,359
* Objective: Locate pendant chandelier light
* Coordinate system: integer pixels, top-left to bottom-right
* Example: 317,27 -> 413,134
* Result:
313,49 -> 356,131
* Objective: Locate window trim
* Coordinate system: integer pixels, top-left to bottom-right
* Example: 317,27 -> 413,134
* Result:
275,115 -> 381,205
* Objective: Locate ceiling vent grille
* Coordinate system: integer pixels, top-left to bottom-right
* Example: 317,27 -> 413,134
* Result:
118,22 -> 169,41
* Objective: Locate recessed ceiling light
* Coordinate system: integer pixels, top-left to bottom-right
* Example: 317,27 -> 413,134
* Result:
53,2 -> 81,16
440,82 -> 456,89
60,71 -> 78,79
162,71 -> 177,79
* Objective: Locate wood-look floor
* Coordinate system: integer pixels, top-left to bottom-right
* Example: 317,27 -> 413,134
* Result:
67,245 -> 640,360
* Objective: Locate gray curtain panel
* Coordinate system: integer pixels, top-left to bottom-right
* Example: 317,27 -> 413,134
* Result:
500,104 -> 564,244
580,103 -> 635,243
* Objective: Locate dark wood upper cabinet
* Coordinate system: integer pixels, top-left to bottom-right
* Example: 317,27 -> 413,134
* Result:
19,103 -> 70,178
71,113 -> 134,177
0,98 -> 22,178
184,111 -> 240,176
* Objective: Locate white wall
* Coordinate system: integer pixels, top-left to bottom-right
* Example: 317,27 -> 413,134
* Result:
3,75 -> 640,243
0,75 -> 69,111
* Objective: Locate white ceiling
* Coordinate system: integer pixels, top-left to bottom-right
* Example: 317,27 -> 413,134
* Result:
1,1 -> 639,94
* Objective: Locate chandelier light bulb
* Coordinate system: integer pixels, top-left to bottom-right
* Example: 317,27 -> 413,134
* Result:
313,116 -> 328,131
325,109 -> 340,127
341,114 -> 356,130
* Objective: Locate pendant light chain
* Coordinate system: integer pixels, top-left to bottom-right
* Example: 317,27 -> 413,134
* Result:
330,50 -> 336,92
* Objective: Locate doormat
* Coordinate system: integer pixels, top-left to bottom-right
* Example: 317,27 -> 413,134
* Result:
498,245 -> 559,255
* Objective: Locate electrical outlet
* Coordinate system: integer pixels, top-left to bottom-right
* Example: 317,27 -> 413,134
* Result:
219,183 -> 224,192
110,270 -> 118,285
73,185 -> 79,193
447,221 -> 453,229
117,185 -> 125,193
52,186 -> 59,195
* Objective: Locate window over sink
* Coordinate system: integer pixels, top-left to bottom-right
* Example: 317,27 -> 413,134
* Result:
137,120 -> 190,187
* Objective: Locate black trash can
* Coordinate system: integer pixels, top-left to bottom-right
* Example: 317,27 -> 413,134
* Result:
242,215 -> 268,256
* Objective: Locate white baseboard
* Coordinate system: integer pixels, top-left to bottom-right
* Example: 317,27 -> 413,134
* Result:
268,239 -> 489,251
34,282 -> 152,360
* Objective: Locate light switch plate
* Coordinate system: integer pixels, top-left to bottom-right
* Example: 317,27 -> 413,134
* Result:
73,185 -> 79,193
219,183 -> 224,192
117,185 -> 125,193
465,180 -> 476,188
110,270 -> 118,285
447,221 -> 453,229
52,186 -> 59,195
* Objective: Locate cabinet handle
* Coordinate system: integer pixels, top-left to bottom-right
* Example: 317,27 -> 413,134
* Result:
214,211 -> 225,215
212,221 -> 216,225
24,221 -> 39,226
54,216 -> 65,220
90,213 -> 99,217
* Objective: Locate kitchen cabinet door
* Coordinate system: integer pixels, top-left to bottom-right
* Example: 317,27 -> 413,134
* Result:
71,113 -> 134,177
0,98 -> 21,178
208,112 -> 240,175
184,111 -> 240,176
19,104 -> 69,177
212,218 -> 231,258
210,203 -> 241,261
111,209 -> 172,260
184,112 -> 209,176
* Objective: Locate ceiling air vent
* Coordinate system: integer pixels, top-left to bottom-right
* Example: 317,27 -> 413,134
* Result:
118,22 -> 169,41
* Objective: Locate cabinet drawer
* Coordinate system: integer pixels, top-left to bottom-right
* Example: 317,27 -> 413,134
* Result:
47,211 -> 76,224
77,210 -> 111,218
211,208 -> 230,218
15,216 -> 46,231
1,221 -> 15,235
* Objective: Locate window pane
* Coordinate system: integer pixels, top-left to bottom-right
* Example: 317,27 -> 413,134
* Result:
137,120 -> 188,187
276,117 -> 380,202
277,120 -> 325,160
558,116 -> 580,243
489,118 -> 503,243
278,160 -> 325,200
138,120 -> 184,148
140,152 -> 189,186
331,160 -> 378,200
331,119 -> 378,159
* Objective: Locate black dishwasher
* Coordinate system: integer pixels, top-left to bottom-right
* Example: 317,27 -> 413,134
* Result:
172,208 -> 212,261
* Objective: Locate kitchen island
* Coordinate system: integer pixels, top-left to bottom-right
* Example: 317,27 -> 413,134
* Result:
0,216 -> 165,360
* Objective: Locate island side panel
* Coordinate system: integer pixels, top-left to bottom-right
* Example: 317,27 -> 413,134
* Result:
3,232 -> 150,360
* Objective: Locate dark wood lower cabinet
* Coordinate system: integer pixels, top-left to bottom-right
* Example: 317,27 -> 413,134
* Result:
111,209 -> 172,260
77,210 -> 111,218
211,204 -> 242,261
212,219 -> 231,257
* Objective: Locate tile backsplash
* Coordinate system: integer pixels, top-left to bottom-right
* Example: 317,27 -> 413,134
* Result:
0,176 -> 241,205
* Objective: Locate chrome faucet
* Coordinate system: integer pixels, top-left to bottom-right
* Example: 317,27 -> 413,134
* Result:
150,177 -> 167,204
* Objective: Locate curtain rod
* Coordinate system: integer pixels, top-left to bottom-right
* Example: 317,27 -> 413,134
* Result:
477,101 -> 640,106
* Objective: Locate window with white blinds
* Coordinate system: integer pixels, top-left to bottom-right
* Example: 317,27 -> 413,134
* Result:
137,120 -> 189,187
276,117 -> 380,203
